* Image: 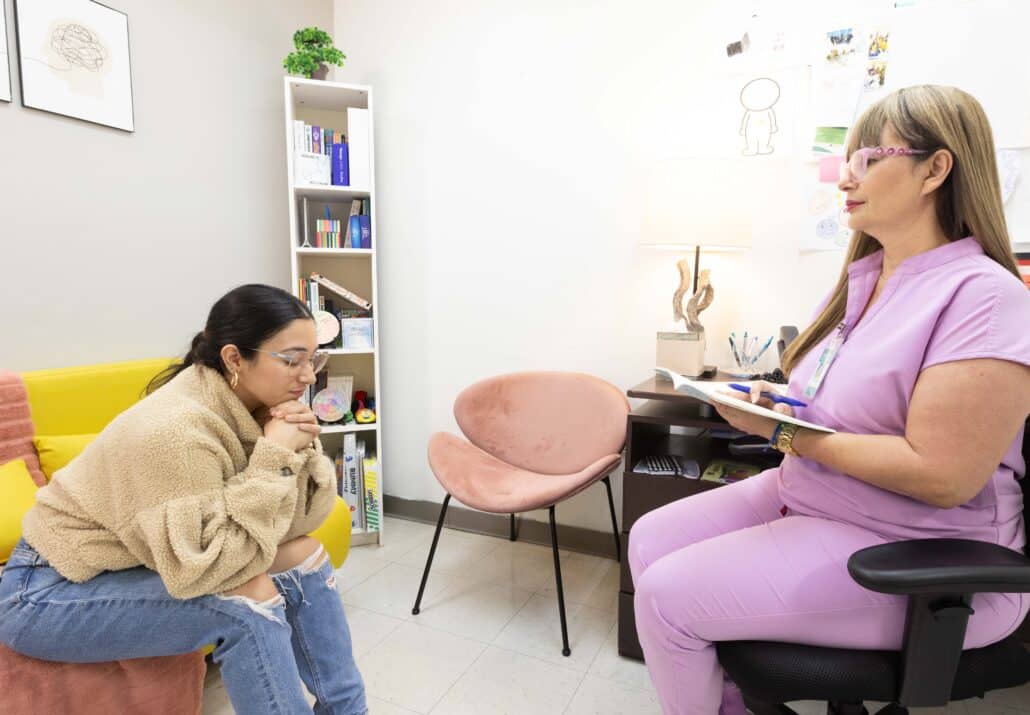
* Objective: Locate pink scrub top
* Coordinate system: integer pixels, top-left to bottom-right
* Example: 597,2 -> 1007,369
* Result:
779,237 -> 1030,550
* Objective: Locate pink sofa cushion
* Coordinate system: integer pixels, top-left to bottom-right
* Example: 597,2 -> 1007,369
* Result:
453,372 -> 629,475
0,371 -> 45,486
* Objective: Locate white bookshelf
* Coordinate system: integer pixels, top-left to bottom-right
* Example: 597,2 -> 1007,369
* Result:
284,77 -> 383,547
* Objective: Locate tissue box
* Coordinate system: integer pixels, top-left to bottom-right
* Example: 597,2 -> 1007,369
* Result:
341,318 -> 374,349
294,151 -> 331,185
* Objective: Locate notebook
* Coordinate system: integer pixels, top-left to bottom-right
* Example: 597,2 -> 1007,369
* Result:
654,367 -> 836,434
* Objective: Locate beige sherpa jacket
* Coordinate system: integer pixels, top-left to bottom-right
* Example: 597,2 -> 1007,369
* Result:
22,365 -> 338,599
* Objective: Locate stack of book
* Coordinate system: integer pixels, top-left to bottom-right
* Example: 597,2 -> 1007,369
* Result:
293,121 -> 342,157
344,198 -> 373,249
292,107 -> 369,188
335,436 -> 380,532
314,218 -> 344,248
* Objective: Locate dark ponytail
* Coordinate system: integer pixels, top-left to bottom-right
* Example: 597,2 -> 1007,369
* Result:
146,284 -> 313,395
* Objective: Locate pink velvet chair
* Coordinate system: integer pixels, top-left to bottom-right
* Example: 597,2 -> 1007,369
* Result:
412,371 -> 629,656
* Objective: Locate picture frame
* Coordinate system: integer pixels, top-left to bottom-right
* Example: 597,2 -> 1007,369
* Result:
14,0 -> 134,131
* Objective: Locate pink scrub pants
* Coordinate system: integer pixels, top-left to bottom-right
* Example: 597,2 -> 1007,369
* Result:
628,470 -> 1029,715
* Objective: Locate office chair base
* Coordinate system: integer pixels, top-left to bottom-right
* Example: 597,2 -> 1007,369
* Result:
873,705 -> 907,715
828,702 -> 868,715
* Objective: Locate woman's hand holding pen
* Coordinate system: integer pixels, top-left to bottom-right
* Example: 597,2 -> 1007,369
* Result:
712,380 -> 795,440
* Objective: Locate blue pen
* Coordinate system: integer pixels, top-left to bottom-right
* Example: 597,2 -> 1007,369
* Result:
727,383 -> 808,407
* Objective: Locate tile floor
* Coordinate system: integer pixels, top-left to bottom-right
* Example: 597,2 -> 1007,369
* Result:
202,516 -> 1030,714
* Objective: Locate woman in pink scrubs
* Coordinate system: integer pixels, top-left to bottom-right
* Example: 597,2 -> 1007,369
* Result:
629,85 -> 1030,715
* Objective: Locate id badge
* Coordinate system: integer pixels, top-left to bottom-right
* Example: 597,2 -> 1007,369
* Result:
804,323 -> 846,399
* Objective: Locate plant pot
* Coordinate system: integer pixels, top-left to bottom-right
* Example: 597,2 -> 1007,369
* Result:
311,63 -> 329,80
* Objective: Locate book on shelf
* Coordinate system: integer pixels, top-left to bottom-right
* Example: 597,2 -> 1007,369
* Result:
346,107 -> 371,189
359,440 -> 380,532
298,199 -> 371,249
293,119 -> 350,186
358,215 -> 371,249
340,433 -> 365,529
332,142 -> 350,186
309,272 -> 372,311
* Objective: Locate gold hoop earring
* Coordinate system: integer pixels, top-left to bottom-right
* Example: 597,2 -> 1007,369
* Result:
230,371 -> 239,390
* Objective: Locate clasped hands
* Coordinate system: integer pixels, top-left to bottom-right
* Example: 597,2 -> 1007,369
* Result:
257,401 -> 321,452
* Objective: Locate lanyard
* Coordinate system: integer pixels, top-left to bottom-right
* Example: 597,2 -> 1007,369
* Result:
804,322 -> 847,399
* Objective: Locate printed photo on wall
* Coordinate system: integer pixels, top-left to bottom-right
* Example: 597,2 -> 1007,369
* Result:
1,4 -> 12,102
14,0 -> 134,131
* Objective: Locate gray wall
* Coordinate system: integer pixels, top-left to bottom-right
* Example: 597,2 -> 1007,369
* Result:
0,0 -> 333,371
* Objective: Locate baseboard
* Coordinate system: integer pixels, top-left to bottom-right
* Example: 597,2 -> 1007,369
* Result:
383,495 -> 620,560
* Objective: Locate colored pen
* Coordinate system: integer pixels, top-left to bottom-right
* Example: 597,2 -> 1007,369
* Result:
728,335 -> 741,365
727,383 -> 808,407
753,336 -> 774,363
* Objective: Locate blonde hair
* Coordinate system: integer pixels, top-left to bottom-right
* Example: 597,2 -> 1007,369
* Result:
781,85 -> 1020,375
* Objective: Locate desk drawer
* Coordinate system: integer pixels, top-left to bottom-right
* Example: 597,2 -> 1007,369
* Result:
622,470 -> 721,532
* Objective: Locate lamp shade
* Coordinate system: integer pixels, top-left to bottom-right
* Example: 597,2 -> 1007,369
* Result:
640,157 -> 754,251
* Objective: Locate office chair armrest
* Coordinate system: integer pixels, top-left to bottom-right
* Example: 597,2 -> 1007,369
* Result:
848,538 -> 1030,596
848,538 -> 1030,707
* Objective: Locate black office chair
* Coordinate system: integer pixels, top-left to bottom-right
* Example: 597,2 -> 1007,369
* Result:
717,421 -> 1030,715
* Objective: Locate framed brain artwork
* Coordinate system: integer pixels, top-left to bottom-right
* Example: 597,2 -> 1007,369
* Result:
14,0 -> 134,131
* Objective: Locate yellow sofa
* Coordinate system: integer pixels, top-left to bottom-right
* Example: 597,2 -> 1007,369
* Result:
19,357 -> 351,568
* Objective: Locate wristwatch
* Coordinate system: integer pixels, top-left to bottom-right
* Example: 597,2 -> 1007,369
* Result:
773,422 -> 801,457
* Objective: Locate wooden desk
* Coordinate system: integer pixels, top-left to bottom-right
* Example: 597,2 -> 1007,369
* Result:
617,376 -> 783,659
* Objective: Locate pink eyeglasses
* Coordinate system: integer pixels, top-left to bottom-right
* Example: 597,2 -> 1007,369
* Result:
839,146 -> 927,182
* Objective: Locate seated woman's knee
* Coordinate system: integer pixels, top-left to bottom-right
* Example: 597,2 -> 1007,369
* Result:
628,511 -> 661,583
224,572 -> 279,603
270,535 -> 325,575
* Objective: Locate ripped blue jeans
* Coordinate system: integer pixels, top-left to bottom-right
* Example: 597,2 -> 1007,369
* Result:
0,539 -> 367,715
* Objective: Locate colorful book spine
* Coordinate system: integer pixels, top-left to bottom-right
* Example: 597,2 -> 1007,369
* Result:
342,433 -> 364,529
312,126 -> 321,155
362,455 -> 380,531
331,142 -> 350,186
358,215 -> 371,249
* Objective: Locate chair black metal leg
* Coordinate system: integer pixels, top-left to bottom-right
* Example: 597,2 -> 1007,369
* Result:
509,513 -> 518,541
549,505 -> 571,657
601,476 -> 621,562
412,494 -> 450,615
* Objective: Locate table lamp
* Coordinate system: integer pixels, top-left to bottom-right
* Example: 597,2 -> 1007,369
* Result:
640,158 -> 753,377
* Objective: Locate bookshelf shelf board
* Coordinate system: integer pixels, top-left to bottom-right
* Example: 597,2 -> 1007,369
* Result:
293,183 -> 370,201
295,247 -> 373,257
320,423 -> 378,435
324,348 -> 375,355
289,78 -> 369,111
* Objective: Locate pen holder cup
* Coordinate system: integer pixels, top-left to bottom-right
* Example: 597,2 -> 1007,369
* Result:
729,333 -> 773,377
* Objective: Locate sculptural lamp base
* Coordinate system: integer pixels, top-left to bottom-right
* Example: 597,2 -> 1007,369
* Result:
657,331 -> 706,378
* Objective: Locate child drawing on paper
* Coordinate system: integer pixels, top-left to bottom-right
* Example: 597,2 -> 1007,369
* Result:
739,77 -> 780,156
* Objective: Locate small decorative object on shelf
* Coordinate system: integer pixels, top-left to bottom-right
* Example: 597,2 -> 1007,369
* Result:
283,27 -> 346,80
657,259 -> 716,378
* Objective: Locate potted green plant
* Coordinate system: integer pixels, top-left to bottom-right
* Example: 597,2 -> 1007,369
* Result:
283,27 -> 346,80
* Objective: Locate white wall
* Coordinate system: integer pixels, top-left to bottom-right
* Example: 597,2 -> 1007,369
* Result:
0,0 -> 333,370
333,0 -> 1029,534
